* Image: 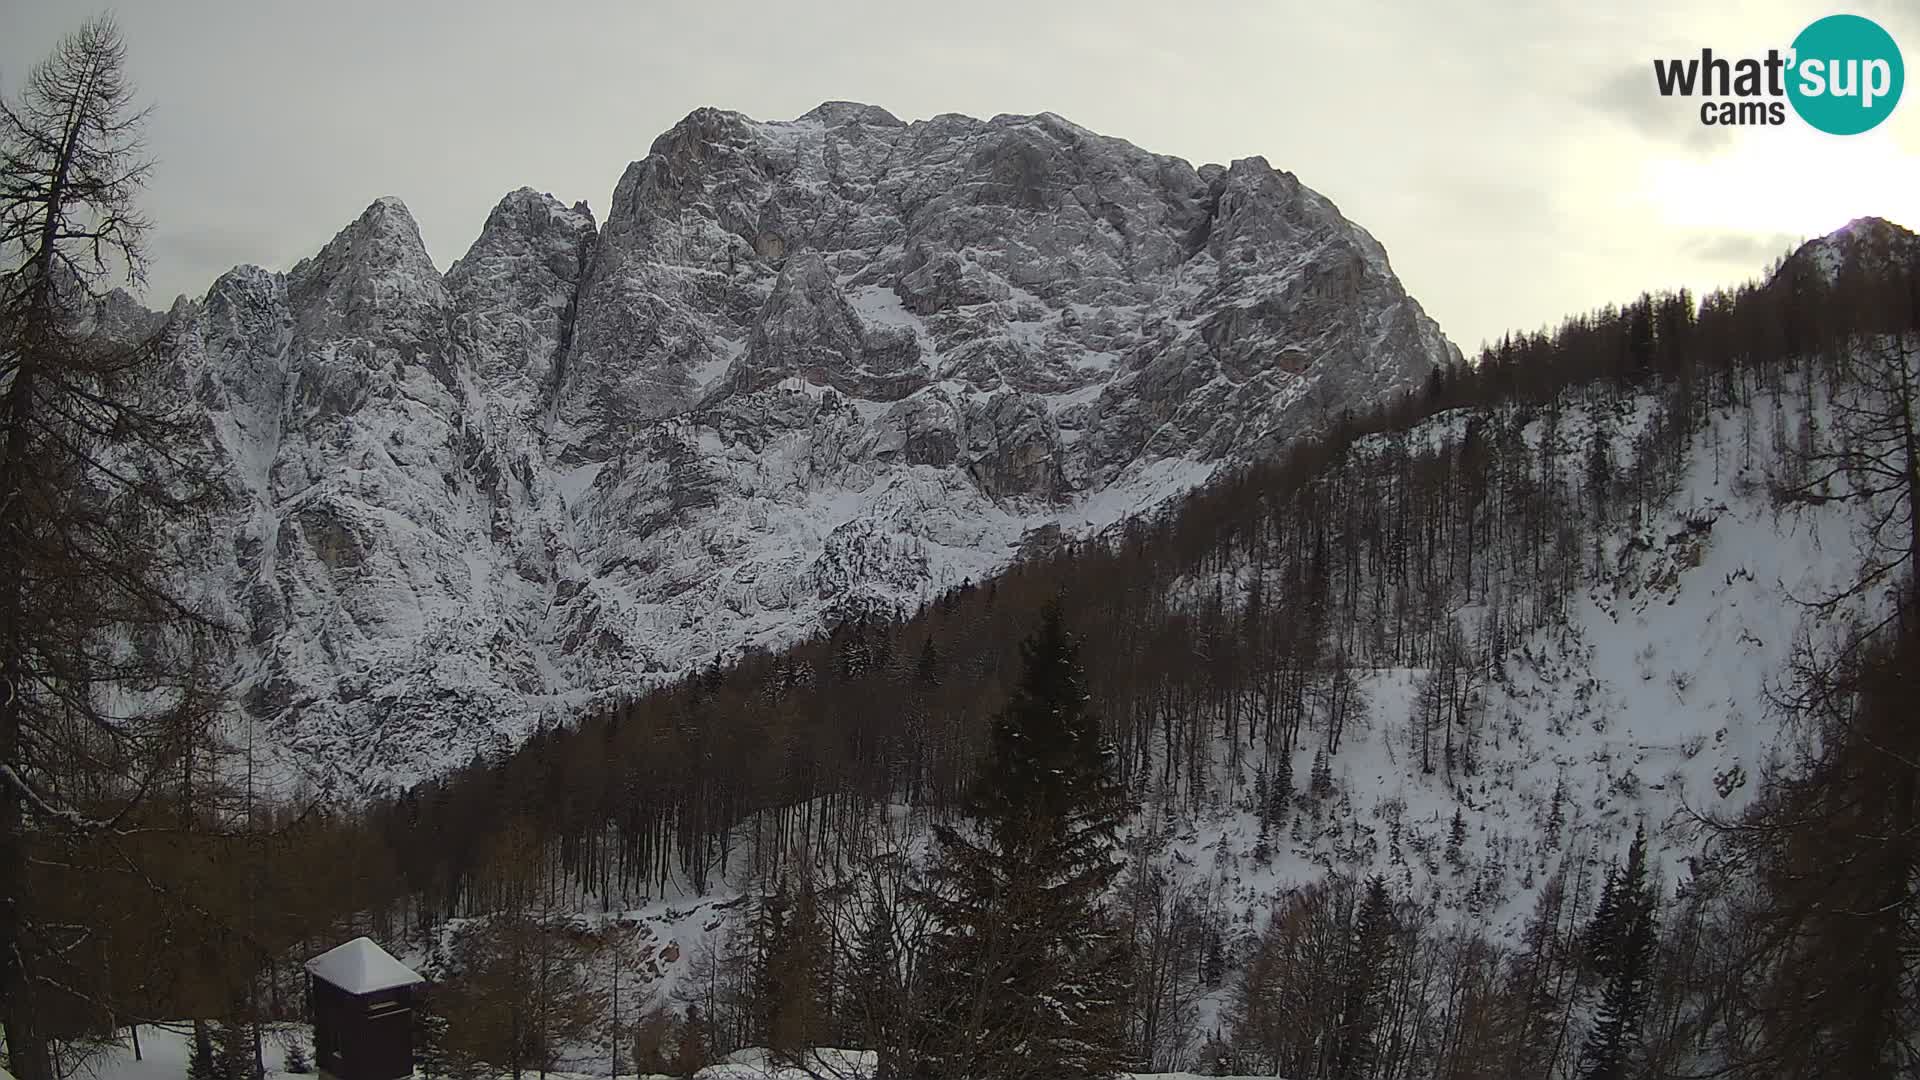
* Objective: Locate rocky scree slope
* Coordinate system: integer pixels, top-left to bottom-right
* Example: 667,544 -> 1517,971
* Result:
153,103 -> 1457,793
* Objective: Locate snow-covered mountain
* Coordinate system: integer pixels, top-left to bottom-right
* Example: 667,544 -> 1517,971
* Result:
152,103 -> 1457,793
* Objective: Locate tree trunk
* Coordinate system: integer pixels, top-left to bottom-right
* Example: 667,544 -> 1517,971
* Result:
1,365 -> 48,1080
0,37 -> 81,1080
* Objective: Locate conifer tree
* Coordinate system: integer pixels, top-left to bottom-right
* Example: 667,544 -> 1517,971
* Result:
846,885 -> 901,1076
1270,750 -> 1294,825
913,602 -> 1133,1080
1330,876 -> 1396,1080
672,1006 -> 707,1078
214,1018 -> 254,1080
746,888 -> 789,1049
1584,864 -> 1624,975
759,874 -> 831,1059
915,635 -> 940,687
186,1022 -> 218,1080
1586,426 -> 1614,541
1309,748 -> 1334,801
1545,775 -> 1567,849
1578,824 -> 1657,1080
415,1007 -> 452,1080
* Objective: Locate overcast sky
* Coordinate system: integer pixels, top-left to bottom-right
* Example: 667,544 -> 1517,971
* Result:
3,0 -> 1917,350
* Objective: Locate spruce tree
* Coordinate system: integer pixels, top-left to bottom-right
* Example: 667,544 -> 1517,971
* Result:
762,874 -> 831,1059
914,602 -> 1133,1080
1309,748 -> 1334,801
672,1006 -> 707,1078
1578,824 -> 1657,1080
1270,750 -> 1294,825
186,1021 -> 218,1080
747,888 -> 790,1049
1545,775 -> 1567,849
213,1019 -> 254,1080
847,886 -> 900,1076
415,1007 -> 451,1080
1584,864 -> 1624,978
1587,428 -> 1613,523
1330,876 -> 1396,1080
915,635 -> 941,687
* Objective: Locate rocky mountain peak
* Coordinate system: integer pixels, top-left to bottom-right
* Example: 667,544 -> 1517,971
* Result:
154,105 -> 1461,793
797,100 -> 905,128
456,187 -> 597,268
286,195 -> 446,349
447,188 -> 598,413
1782,215 -> 1920,285
293,196 -> 438,284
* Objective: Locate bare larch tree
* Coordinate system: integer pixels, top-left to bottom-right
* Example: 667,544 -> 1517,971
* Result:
1,17 -> 226,1079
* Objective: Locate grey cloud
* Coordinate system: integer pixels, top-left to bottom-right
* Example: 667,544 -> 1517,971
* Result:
1424,173 -> 1559,225
1584,65 -> 1732,153
1851,0 -> 1920,41
2,0 -> 1906,353
1684,231 -> 1802,268
145,223 -> 289,301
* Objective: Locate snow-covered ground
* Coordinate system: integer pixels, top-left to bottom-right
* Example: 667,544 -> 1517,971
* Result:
75,1028 -> 1276,1080
50,1025 -> 306,1080
1138,381 -> 1881,1034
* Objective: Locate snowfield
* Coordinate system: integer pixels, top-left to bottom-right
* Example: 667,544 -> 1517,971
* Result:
79,1027 -> 1280,1080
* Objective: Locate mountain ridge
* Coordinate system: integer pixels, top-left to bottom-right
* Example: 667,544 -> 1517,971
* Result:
146,101 -> 1459,794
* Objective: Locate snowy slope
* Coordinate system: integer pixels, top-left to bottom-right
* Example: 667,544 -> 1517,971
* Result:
449,370 -> 1888,1058
1105,374 -> 1891,1049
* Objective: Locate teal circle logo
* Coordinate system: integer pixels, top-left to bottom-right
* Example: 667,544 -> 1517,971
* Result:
1787,14 -> 1904,134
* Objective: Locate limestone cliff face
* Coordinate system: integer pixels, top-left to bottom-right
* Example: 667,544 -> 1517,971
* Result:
153,103 -> 1458,793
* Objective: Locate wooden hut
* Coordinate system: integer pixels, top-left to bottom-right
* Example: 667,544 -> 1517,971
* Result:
305,937 -> 426,1080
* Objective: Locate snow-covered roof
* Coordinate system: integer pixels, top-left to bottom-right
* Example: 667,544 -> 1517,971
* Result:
304,936 -> 424,995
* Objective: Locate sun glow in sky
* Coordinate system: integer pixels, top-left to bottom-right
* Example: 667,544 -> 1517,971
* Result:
1639,126 -> 1920,237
